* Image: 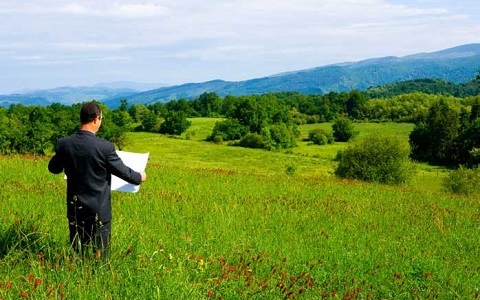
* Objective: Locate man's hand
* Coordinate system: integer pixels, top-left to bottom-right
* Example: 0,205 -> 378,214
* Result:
140,172 -> 147,182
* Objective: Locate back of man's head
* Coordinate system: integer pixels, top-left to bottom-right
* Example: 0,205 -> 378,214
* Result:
80,102 -> 102,124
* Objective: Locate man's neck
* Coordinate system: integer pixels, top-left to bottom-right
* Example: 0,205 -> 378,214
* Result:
80,123 -> 97,134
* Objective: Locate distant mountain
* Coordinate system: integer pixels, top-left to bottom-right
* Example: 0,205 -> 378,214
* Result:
0,82 -> 166,107
94,81 -> 167,91
1,44 -> 479,108
102,43 -> 480,107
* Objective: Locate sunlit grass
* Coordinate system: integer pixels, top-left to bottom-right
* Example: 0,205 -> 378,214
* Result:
2,120 -> 476,299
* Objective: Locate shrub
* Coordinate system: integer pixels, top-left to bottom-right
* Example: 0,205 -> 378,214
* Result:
335,133 -> 416,184
159,111 -> 192,135
285,164 -> 296,176
442,166 -> 480,195
209,119 -> 248,141
332,118 -> 358,142
261,124 -> 298,150
237,133 -> 265,149
308,129 -> 334,145
212,135 -> 223,144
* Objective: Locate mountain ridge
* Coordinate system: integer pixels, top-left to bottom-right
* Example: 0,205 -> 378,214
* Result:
1,43 -> 479,108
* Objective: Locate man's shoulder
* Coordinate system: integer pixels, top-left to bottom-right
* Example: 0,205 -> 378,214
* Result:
90,135 -> 115,151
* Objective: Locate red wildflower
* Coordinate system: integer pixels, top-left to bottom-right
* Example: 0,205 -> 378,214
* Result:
34,279 -> 42,292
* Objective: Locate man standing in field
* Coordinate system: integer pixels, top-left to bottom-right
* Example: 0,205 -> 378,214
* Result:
48,101 -> 146,261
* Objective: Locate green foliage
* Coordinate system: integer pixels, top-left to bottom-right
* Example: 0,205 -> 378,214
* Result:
457,118 -> 480,166
285,164 -> 296,175
362,92 -> 436,123
211,135 -> 223,144
208,118 -> 248,141
345,90 -> 368,119
335,133 -> 416,184
442,165 -> 480,195
332,118 -> 358,142
261,123 -> 298,150
409,98 -> 468,166
162,99 -> 198,117
193,92 -> 223,117
141,110 -> 159,132
0,104 -> 63,154
128,104 -> 150,123
226,94 -> 293,134
367,78 -> 479,98
159,111 -> 192,135
237,133 -> 265,149
308,128 -> 334,145
477,68 -> 480,95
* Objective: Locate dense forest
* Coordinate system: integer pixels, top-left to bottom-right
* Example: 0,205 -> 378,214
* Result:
1,75 -> 479,168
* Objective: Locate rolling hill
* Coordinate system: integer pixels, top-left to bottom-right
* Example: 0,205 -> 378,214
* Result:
103,43 -> 480,107
1,43 -> 479,108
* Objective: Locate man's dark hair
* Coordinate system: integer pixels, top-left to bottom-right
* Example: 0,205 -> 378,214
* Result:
80,102 -> 102,124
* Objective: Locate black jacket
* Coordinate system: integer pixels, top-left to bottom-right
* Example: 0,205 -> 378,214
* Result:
48,130 -> 142,222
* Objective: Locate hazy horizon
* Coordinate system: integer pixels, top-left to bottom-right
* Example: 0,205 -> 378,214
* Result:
1,0 -> 479,94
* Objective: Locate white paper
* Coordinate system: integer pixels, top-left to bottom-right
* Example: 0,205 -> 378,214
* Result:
111,151 -> 149,193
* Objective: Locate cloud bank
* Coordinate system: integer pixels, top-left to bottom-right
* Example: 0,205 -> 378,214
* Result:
0,0 -> 478,92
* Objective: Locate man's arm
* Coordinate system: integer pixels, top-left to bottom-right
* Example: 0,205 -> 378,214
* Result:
107,147 -> 144,185
48,143 -> 64,174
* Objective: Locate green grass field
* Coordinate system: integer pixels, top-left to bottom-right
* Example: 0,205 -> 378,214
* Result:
1,119 -> 478,299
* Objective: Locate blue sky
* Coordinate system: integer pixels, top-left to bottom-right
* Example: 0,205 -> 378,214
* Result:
0,0 -> 479,93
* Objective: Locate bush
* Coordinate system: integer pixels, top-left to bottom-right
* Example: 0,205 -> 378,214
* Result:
308,129 -> 334,145
159,111 -> 192,135
285,164 -> 296,176
209,119 -> 248,141
211,135 -> 223,144
237,133 -> 265,149
335,133 -> 416,184
261,124 -> 298,150
332,118 -> 358,142
442,166 -> 480,195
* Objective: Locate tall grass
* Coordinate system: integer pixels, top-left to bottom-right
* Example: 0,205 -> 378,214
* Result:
1,121 -> 478,299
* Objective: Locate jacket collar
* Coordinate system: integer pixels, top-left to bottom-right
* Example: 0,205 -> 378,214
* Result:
76,129 -> 96,136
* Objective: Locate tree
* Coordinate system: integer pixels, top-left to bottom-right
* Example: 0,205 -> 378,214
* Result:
119,99 -> 129,112
209,119 -> 248,141
332,118 -> 358,142
308,128 -> 334,145
141,111 -> 159,132
129,104 -> 150,123
194,92 -> 223,117
410,99 -> 459,165
477,68 -> 480,95
261,123 -> 298,150
335,133 -> 416,184
345,90 -> 368,119
159,111 -> 192,135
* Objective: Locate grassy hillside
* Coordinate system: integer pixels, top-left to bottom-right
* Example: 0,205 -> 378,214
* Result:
1,120 -> 477,299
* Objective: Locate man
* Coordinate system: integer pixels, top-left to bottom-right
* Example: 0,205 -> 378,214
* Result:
48,102 -> 146,260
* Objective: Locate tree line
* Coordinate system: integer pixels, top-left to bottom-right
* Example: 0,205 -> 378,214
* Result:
1,75 -> 479,169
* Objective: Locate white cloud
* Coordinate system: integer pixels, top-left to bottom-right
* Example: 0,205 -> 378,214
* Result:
0,0 -> 479,92
52,42 -> 126,51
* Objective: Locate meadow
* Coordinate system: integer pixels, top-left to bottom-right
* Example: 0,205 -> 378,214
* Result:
1,119 -> 479,299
